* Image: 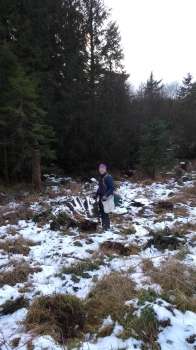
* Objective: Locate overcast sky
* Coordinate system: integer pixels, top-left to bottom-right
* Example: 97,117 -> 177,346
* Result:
105,0 -> 196,87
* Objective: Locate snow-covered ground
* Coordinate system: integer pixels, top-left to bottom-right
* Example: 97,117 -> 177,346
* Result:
0,174 -> 195,350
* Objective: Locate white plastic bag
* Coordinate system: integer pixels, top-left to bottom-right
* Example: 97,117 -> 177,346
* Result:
102,195 -> 115,214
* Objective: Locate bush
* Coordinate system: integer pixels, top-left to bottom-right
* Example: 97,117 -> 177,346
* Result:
25,294 -> 86,343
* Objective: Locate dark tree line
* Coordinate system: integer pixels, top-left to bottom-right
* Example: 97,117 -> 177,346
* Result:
0,0 -> 196,183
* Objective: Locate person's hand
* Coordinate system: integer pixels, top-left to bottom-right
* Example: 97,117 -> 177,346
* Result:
102,195 -> 107,201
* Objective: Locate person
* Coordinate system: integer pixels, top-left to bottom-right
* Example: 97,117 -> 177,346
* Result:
95,163 -> 114,230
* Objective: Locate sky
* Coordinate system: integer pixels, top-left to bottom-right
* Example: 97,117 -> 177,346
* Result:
105,0 -> 196,87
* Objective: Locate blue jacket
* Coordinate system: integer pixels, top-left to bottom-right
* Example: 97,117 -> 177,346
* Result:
97,173 -> 114,199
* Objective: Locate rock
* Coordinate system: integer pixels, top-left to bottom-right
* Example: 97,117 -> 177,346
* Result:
131,200 -> 145,208
74,241 -> 83,247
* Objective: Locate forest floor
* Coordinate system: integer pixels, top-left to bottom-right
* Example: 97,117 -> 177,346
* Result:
0,171 -> 196,350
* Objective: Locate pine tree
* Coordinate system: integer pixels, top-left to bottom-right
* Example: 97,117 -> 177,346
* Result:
139,120 -> 174,178
0,45 -> 55,182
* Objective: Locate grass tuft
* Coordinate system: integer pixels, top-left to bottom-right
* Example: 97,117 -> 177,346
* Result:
0,262 -> 42,287
86,272 -> 135,331
0,237 -> 36,256
61,259 -> 102,278
25,294 -> 86,343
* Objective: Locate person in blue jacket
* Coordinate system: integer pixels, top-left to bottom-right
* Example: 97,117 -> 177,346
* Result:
95,163 -> 114,230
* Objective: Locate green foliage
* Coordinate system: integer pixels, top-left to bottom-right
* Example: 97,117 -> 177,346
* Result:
139,120 -> 175,177
122,306 -> 159,348
138,289 -> 158,305
61,259 -> 101,277
0,0 -> 195,180
0,44 -> 55,181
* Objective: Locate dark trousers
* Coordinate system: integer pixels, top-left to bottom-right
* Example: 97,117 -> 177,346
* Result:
99,201 -> 110,230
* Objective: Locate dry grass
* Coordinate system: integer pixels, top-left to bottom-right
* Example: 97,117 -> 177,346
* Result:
23,193 -> 42,205
170,222 -> 196,236
86,272 -> 136,330
6,227 -> 18,236
173,206 -> 189,217
120,224 -> 136,235
149,258 -> 196,312
141,258 -> 154,273
60,259 -> 102,278
0,261 -> 42,287
67,181 -> 83,195
100,241 -> 140,256
0,237 -> 37,256
25,294 -> 86,343
0,206 -> 34,226
0,296 -> 29,315
170,183 -> 196,206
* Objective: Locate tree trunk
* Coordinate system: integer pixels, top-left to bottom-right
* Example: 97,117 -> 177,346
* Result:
3,139 -> 9,184
32,144 -> 42,192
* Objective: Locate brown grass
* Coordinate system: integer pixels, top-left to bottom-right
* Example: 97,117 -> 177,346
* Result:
0,296 -> 29,315
141,258 -> 154,273
173,206 -> 189,217
170,183 -> 196,206
120,225 -> 136,235
171,222 -> 196,236
0,262 -> 42,287
6,227 -> 18,236
149,258 -> 196,312
100,241 -> 140,256
0,237 -> 37,256
86,272 -> 135,330
0,206 -> 34,226
67,181 -> 83,195
25,294 -> 86,343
